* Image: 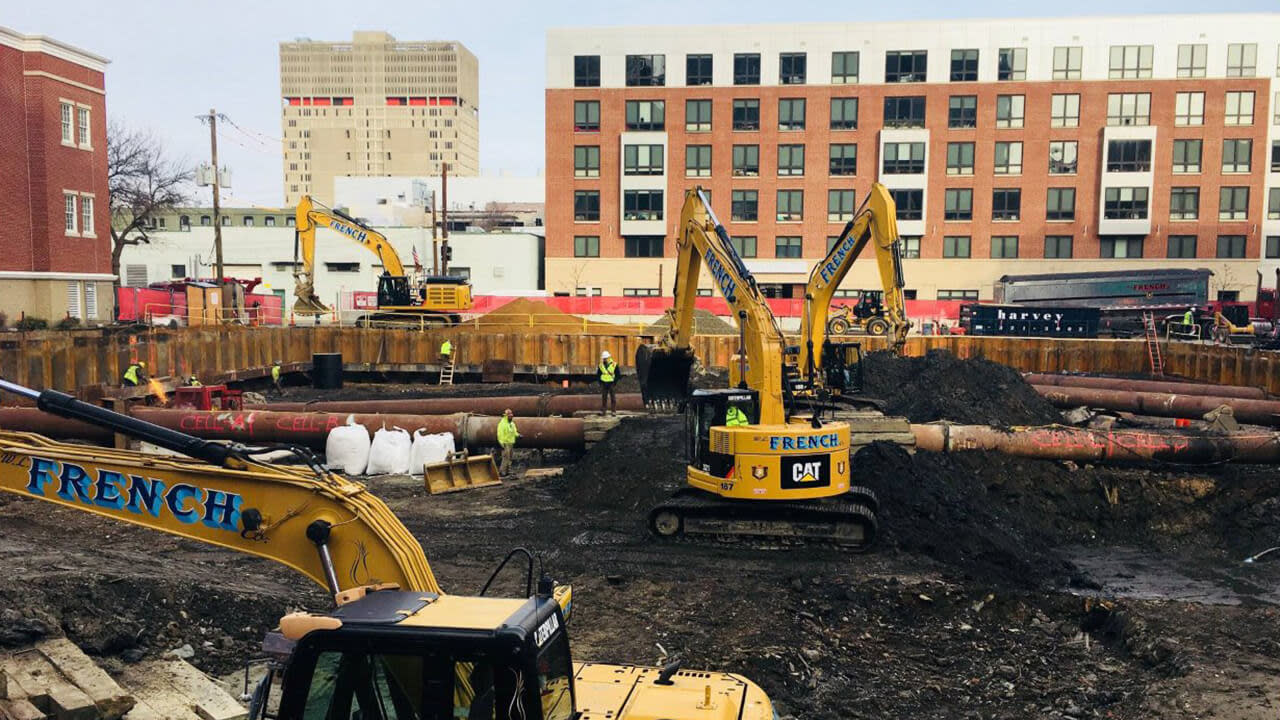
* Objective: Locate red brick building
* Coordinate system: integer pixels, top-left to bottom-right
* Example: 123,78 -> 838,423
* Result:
0,26 -> 111,323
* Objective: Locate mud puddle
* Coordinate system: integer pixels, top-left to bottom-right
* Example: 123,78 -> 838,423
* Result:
1069,545 -> 1280,606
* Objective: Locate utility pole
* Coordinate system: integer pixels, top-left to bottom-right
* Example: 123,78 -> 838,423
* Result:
207,109 -> 224,281
430,190 -> 439,275
440,163 -> 449,275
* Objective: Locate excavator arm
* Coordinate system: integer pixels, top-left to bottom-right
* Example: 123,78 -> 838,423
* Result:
293,195 -> 407,314
638,188 -> 790,423
800,182 -> 910,377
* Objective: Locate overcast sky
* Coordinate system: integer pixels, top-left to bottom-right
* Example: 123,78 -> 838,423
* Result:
11,0 -> 1275,206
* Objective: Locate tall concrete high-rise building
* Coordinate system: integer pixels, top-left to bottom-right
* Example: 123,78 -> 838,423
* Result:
280,31 -> 479,206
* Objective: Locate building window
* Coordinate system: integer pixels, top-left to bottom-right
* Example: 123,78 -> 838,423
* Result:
885,50 -> 927,83
1225,91 -> 1254,125
1272,141 -> 1280,172
779,52 -> 806,84
831,52 -> 859,83
778,98 -> 806,131
1219,187 -> 1249,220
944,188 -> 972,221
946,142 -> 975,175
943,236 -> 971,258
264,216 -> 276,227
948,95 -> 977,128
890,189 -> 923,220
1052,46 -> 1082,79
1226,43 -> 1257,77
1177,44 -> 1207,78
623,190 -> 664,221
993,141 -> 1023,174
686,145 -> 711,177
990,235 -> 1019,259
719,235 -> 751,259
883,142 -> 925,174
1274,92 -> 1280,126
64,193 -> 77,234
324,262 -> 361,273
623,288 -> 661,297
686,54 -> 712,85
828,189 -> 856,221
623,144 -> 664,175
1267,236 -> 1280,259
1174,92 -> 1204,126
1270,188 -> 1280,220
1108,45 -> 1153,79
574,146 -> 600,177
574,101 -> 600,132
1106,140 -> 1152,172
77,194 -> 94,235
1100,236 -> 1144,258
179,215 -> 190,229
685,99 -> 712,132
829,144 -> 857,176
625,55 -> 665,86
830,98 -> 858,130
938,289 -> 979,301
1045,235 -> 1073,259
731,190 -> 758,221
992,189 -> 1021,221
1046,188 -> 1075,221
1050,94 -> 1080,128
733,53 -> 760,85
997,48 -> 1027,80
241,216 -> 253,226
1170,188 -> 1200,220
1167,235 -> 1197,258
778,144 -> 805,176
732,145 -> 760,176
732,99 -> 759,131
1107,93 -> 1151,126
1217,235 -> 1247,258
1104,187 -> 1149,219
574,56 -> 600,87
775,236 -> 803,258
200,215 -> 211,226
1222,139 -> 1252,173
1172,139 -> 1202,173
883,96 -> 925,128
995,95 -> 1024,128
170,264 -> 187,279
776,190 -> 803,221
574,235 -> 600,257
1049,141 -> 1078,175
950,49 -> 978,81
60,103 -> 73,144
76,107 -> 90,148
624,236 -> 663,257
900,237 -> 921,259
574,190 -> 600,221
286,217 -> 295,227
625,100 -> 665,130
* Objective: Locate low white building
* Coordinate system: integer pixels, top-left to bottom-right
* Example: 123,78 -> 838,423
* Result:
333,175 -> 545,229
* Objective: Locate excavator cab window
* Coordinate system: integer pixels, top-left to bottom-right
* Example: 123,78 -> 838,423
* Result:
820,342 -> 864,395
377,274 -> 412,308
686,390 -> 759,476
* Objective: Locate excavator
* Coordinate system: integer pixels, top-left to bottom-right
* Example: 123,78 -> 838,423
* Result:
637,189 -> 880,548
292,195 -> 472,327
0,378 -> 775,720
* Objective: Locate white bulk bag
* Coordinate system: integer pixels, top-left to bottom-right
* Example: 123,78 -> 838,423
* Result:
409,430 -> 455,475
366,426 -> 412,475
325,416 -> 371,475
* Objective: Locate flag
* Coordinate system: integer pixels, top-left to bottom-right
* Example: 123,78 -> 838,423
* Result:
412,246 -> 422,272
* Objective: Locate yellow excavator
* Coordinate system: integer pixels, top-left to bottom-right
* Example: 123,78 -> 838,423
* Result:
293,195 -> 472,326
637,189 -> 879,547
0,378 -> 774,720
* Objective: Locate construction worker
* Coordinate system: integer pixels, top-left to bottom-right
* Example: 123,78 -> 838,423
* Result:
725,401 -> 750,427
440,338 -> 453,364
122,361 -> 147,387
271,360 -> 283,393
1183,306 -> 1195,328
597,350 -> 618,416
186,375 -> 202,387
497,408 -> 520,477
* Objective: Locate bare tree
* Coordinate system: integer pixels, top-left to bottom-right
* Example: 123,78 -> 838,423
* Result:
108,121 -> 191,285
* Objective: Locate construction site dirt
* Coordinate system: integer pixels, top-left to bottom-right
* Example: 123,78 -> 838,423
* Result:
3,352 -> 1280,719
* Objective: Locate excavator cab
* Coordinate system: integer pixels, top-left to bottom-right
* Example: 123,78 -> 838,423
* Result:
377,273 -> 413,308
684,388 -> 759,475
820,341 -> 865,396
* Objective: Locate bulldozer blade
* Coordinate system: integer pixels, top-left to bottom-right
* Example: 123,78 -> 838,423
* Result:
636,344 -> 694,413
424,452 -> 502,494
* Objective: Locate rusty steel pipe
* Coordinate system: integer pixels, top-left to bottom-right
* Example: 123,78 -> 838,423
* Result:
911,423 -> 1280,464
251,393 -> 645,416
1025,374 -> 1266,400
0,408 -> 114,442
1032,385 -> 1280,427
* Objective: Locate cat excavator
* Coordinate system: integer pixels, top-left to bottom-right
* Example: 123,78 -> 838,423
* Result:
292,194 -> 471,326
0,378 -> 774,720
637,189 -> 880,548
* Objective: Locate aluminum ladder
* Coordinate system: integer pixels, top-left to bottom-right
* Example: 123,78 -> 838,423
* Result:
1142,312 -> 1164,376
439,357 -> 455,386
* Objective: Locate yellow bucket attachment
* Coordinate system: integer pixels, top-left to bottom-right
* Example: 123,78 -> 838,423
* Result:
424,451 -> 501,494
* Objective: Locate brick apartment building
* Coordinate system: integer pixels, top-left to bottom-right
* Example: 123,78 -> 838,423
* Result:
545,15 -> 1280,302
0,26 -> 112,324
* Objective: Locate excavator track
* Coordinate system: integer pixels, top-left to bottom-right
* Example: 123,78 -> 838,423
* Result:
648,487 -> 879,550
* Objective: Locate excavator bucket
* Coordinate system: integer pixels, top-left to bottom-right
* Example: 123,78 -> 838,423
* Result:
292,276 -> 331,314
636,344 -> 694,412
423,451 -> 501,494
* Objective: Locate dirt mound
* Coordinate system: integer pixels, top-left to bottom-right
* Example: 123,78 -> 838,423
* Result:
554,415 -> 685,519
644,308 -> 737,336
862,349 -> 1061,426
474,298 -> 637,334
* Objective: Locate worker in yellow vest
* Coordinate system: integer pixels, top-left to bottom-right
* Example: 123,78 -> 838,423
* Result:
597,350 -> 619,416
440,339 -> 453,365
122,361 -> 147,387
186,375 -> 202,387
271,361 -> 283,393
725,402 -> 750,427
497,408 -> 520,477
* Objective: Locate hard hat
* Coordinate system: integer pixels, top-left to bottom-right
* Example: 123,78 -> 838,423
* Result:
138,361 -> 147,368
504,408 -> 513,415
601,350 -> 611,359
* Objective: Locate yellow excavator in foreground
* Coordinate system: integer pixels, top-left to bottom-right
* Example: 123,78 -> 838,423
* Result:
292,195 -> 472,326
0,378 -> 774,720
637,189 -> 880,547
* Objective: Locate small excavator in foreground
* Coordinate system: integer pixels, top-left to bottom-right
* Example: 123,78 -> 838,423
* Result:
0,378 -> 775,720
292,194 -> 471,327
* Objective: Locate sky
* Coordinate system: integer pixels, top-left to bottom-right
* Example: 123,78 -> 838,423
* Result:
11,0 -> 1276,206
